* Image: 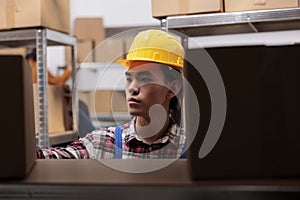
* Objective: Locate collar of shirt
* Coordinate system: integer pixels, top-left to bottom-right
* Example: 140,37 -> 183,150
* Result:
124,117 -> 181,147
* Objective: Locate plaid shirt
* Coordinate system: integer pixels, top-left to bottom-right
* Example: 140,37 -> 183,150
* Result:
37,118 -> 186,159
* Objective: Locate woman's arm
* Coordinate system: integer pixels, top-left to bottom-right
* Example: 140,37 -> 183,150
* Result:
36,141 -> 89,159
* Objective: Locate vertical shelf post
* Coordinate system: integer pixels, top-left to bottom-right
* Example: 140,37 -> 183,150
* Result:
71,43 -> 79,134
36,29 -> 50,149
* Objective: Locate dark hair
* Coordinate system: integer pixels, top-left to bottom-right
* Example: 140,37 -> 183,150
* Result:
160,64 -> 183,126
25,48 -> 36,61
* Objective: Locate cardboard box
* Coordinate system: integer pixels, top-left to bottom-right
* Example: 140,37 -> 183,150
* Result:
74,18 -> 105,45
225,0 -> 300,12
0,0 -> 70,33
152,0 -> 223,18
94,90 -> 127,113
0,55 -> 36,179
79,90 -> 127,114
95,38 -> 124,62
33,84 -> 65,134
0,48 -> 27,57
66,39 -> 94,65
77,39 -> 95,63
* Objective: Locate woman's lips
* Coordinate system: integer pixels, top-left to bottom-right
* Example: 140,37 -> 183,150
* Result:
128,97 -> 141,105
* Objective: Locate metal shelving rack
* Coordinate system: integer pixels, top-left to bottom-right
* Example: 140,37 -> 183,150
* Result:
161,7 -> 300,146
0,27 -> 78,149
161,7 -> 300,46
160,6 -> 300,192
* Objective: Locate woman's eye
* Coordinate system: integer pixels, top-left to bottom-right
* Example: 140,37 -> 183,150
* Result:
126,77 -> 132,83
141,78 -> 151,83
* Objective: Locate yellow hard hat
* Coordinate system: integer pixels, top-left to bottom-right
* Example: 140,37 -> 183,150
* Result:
116,29 -> 184,70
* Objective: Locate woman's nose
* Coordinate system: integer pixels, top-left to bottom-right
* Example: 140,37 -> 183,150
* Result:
128,81 -> 140,95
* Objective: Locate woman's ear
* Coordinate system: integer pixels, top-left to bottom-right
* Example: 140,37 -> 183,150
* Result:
167,80 -> 182,99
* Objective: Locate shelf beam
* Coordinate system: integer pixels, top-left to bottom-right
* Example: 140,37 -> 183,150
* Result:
164,8 -> 300,36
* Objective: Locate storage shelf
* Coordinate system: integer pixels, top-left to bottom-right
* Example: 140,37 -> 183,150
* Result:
0,28 -> 76,47
162,8 -> 300,36
0,27 -> 77,149
36,131 -> 78,146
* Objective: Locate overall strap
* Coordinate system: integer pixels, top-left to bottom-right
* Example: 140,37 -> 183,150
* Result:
114,126 -> 123,159
181,145 -> 187,158
180,117 -> 187,158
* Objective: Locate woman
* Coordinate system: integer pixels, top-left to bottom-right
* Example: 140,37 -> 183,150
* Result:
37,29 -> 186,159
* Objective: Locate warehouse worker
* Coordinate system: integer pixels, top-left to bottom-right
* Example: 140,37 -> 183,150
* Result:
25,48 -> 71,86
37,29 -> 186,159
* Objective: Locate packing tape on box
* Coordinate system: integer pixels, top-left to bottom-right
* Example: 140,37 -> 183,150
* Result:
5,0 -> 16,28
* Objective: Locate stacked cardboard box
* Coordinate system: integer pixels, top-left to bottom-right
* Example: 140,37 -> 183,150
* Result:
77,39 -> 95,63
74,18 -> 106,46
72,18 -> 130,63
73,18 -> 129,115
225,0 -> 300,12
152,0 -> 224,17
79,90 -> 127,114
66,18 -> 106,64
0,0 -> 70,33
94,90 -> 127,113
95,38 -> 125,62
152,0 -> 300,17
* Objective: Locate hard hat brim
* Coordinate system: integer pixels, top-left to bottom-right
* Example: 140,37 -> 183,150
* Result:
116,59 -> 130,68
116,58 -> 183,71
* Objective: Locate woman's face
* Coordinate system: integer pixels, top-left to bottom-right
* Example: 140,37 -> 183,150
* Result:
125,61 -> 173,118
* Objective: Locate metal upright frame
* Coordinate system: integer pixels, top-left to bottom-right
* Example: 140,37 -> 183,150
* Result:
0,27 -> 77,149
